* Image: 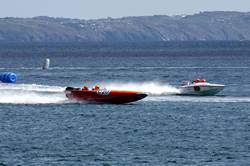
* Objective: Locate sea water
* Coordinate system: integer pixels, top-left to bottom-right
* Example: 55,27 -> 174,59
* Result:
0,42 -> 249,165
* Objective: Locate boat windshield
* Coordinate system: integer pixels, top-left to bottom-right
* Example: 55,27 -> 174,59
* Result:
181,81 -> 190,86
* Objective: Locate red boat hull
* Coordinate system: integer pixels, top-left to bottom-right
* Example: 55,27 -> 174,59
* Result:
65,87 -> 147,104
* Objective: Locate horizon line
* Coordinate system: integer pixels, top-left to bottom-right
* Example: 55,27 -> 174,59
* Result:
0,10 -> 249,20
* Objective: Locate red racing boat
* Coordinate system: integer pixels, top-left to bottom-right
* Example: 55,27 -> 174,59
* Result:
64,85 -> 147,104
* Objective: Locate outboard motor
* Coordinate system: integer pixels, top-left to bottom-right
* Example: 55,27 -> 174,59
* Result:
0,72 -> 17,83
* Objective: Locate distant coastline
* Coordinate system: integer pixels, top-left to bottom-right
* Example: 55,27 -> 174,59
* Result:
0,11 -> 250,43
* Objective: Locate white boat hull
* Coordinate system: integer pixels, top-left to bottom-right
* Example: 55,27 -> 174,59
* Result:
179,83 -> 225,96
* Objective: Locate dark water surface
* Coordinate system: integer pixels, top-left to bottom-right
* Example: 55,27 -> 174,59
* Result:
0,42 -> 250,165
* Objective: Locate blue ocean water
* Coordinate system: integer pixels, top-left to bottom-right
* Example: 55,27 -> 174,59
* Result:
0,42 -> 250,165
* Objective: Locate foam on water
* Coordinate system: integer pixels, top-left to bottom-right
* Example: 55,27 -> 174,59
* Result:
146,96 -> 250,103
103,82 -> 181,95
0,83 -> 67,104
102,82 -> 250,103
0,82 -> 181,104
1,82 -> 249,104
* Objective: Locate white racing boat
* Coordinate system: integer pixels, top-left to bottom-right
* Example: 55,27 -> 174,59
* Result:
179,79 -> 225,96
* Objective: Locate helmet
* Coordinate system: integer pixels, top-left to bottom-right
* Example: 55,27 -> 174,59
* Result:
201,79 -> 206,83
94,85 -> 100,90
83,86 -> 88,90
194,79 -> 200,83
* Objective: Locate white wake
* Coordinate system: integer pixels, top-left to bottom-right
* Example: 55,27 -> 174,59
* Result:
0,83 -> 67,104
103,82 -> 180,95
1,82 -> 247,104
145,96 -> 250,103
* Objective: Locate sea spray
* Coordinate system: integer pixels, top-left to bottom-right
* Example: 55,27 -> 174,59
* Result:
0,83 -> 67,104
103,82 -> 180,95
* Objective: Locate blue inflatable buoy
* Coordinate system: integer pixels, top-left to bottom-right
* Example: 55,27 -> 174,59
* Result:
0,72 -> 17,83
